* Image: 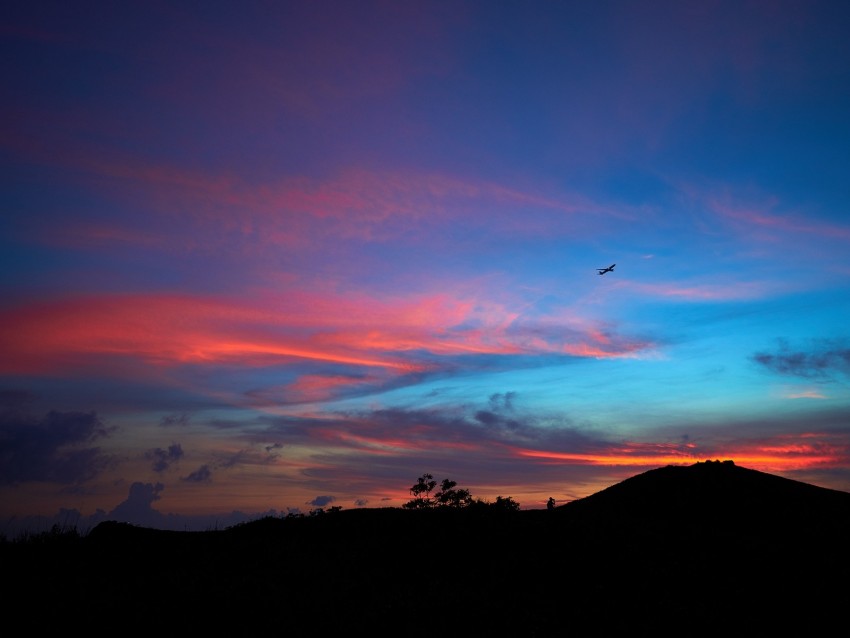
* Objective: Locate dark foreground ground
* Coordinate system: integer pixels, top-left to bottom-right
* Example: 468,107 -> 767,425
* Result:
4,461 -> 850,636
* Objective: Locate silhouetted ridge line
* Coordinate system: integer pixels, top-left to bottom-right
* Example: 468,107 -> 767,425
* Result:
6,461 -> 850,635
558,460 -> 850,537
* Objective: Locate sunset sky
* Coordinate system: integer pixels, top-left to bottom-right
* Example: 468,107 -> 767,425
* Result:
3,0 -> 850,534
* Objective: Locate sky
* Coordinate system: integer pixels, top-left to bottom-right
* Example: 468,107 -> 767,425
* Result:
3,0 -> 850,535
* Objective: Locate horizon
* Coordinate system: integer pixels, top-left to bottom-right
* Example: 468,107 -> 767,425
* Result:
9,458 -> 849,539
3,1 -> 850,536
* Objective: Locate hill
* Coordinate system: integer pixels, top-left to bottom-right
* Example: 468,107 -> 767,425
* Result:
560,458 -> 850,532
4,460 -> 850,635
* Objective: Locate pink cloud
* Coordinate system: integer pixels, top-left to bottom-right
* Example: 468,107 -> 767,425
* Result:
0,290 -> 653,378
278,374 -> 382,405
715,202 -> 850,242
630,279 -> 777,302
783,389 -> 827,400
6,124 -> 613,256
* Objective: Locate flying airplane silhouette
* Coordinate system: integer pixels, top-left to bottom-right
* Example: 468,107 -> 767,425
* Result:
597,263 -> 615,275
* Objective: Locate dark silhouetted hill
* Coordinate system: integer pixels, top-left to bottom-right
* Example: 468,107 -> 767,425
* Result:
5,461 -> 850,636
560,458 -> 850,533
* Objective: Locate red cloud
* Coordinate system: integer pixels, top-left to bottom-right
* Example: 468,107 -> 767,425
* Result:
516,434 -> 849,473
0,291 -> 652,377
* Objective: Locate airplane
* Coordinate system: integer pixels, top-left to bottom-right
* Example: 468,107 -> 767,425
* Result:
597,263 -> 615,275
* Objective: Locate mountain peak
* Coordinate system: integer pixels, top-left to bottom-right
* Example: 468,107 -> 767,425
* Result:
560,460 -> 850,535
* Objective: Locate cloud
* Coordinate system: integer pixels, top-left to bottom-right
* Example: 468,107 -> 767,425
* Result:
255,402 -> 613,472
145,443 -> 184,473
308,495 -> 336,508
182,465 -> 212,483
631,280 -> 776,302
0,406 -> 115,485
752,339 -> 850,379
715,200 -> 850,243
12,130 -> 607,254
783,389 -> 827,400
95,482 -> 273,532
109,482 -> 165,525
250,400 -> 850,498
474,408 -> 524,431
0,291 -> 655,407
488,391 -> 517,412
159,413 -> 190,427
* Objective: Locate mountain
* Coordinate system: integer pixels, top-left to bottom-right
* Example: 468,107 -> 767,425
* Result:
5,461 -> 850,636
559,458 -> 850,532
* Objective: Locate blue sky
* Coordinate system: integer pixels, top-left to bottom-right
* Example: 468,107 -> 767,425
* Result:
2,0 -> 850,534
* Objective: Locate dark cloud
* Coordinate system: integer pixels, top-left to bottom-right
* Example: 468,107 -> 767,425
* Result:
474,409 -> 524,430
145,443 -> 184,472
489,391 -> 517,412
243,367 -> 433,408
752,338 -> 850,379
0,408 -> 115,485
255,402 -> 606,455
218,449 -> 254,469
244,402 -> 617,506
159,412 -> 191,427
182,465 -> 212,483
102,482 -> 275,531
109,482 -> 165,524
1,462 -> 336,538
308,495 -> 336,507
239,335 -> 649,411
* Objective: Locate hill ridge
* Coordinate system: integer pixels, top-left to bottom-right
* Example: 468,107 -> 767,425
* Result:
6,460 -> 850,635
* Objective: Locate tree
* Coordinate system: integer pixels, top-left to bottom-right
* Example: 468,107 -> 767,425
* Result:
434,478 -> 472,508
402,474 -> 519,510
493,495 -> 521,512
403,473 -> 438,509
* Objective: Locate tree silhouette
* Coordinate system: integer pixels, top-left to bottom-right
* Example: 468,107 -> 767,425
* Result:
493,495 -> 521,512
434,478 -> 472,508
404,473 -> 438,509
403,473 -> 521,510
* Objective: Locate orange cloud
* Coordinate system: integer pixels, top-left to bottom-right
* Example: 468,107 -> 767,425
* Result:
517,435 -> 848,473
783,389 -> 827,399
